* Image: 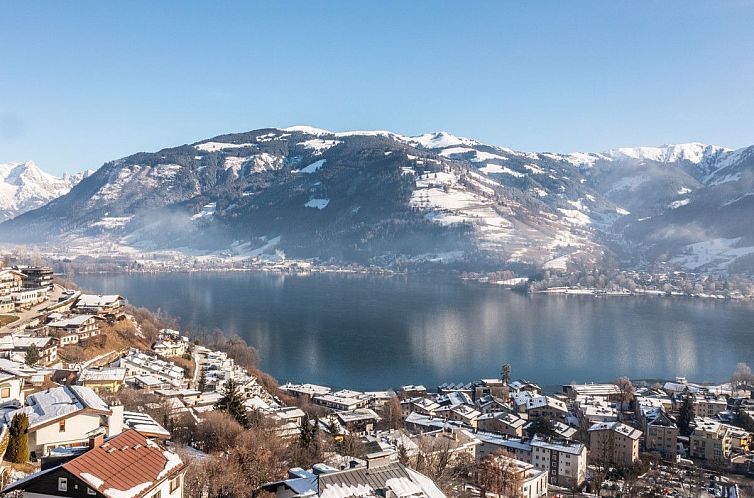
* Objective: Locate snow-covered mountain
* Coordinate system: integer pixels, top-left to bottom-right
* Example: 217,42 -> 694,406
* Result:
0,161 -> 92,222
1,128 -> 752,273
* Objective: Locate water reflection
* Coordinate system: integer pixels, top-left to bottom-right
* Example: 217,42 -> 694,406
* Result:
75,272 -> 754,391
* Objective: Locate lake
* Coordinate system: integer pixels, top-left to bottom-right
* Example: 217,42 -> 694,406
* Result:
74,272 -> 754,391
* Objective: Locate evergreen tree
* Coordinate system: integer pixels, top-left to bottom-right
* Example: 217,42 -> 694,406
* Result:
526,416 -> 558,439
25,344 -> 40,366
677,393 -> 694,437
215,379 -> 248,428
197,369 -> 207,392
6,413 -> 29,464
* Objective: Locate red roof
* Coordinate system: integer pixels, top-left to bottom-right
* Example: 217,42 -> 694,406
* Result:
63,429 -> 184,498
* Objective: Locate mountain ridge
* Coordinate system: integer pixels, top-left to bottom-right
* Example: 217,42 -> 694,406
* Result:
2,127 -> 752,273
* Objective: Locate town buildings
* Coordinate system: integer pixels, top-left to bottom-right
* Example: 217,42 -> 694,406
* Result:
588,421 -> 642,467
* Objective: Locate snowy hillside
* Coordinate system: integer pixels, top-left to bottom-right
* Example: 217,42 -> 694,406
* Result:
2,127 -> 752,273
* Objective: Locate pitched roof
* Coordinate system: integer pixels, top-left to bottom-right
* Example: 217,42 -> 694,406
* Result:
3,385 -> 111,430
64,430 -> 184,498
318,462 -> 446,498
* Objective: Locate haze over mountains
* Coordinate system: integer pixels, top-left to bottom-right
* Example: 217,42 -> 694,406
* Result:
2,126 -> 753,273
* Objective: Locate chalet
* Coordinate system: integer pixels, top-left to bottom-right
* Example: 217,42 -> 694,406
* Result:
0,335 -> 58,365
73,294 -> 125,316
0,385 -> 123,457
47,314 -> 100,345
0,269 -> 24,301
2,429 -> 185,498
11,288 -> 49,309
77,368 -> 127,393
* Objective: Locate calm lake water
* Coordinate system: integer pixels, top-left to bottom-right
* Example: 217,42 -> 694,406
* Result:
75,272 -> 754,391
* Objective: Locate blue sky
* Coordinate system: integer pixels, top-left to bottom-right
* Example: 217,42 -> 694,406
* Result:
2,1 -> 753,175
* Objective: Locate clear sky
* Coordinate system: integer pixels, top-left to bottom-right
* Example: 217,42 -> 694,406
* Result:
2,1 -> 753,175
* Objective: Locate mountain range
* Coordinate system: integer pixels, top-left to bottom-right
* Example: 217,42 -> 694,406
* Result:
2,126 -> 753,273
0,161 -> 91,222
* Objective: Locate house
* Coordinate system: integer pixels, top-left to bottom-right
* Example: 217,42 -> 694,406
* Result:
574,395 -> 618,424
476,411 -> 526,437
0,385 -> 123,457
411,427 -> 480,461
73,294 -> 125,316
444,405 -> 481,429
530,437 -> 588,488
694,395 -> 728,418
645,411 -> 678,459
11,288 -> 49,310
525,395 -> 568,422
314,390 -> 370,412
122,411 -> 172,439
2,429 -> 185,498
0,335 -> 58,365
471,456 -> 548,498
690,417 -> 732,462
399,385 -> 427,398
563,383 -> 622,401
117,350 -> 187,389
509,380 -> 542,395
281,382 -> 331,401
77,368 -> 127,393
588,421 -> 642,467
0,367 -> 26,405
152,338 -> 189,357
264,462 -> 446,498
335,408 -> 381,436
472,378 -> 507,401
0,269 -> 24,300
47,314 -> 100,345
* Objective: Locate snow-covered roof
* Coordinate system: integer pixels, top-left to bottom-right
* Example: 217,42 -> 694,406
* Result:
76,294 -> 124,308
3,385 -> 110,430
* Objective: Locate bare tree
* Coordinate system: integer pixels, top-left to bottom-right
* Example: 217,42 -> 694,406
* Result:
731,362 -> 754,391
615,376 -> 635,421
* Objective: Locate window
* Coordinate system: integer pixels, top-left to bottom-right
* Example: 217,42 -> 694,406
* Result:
152,491 -> 162,498
0,384 -> 10,399
88,488 -> 97,495
59,420 -> 66,432
58,478 -> 68,492
170,476 -> 181,493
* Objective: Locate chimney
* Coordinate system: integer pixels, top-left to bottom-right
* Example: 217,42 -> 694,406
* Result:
89,434 -> 104,449
108,401 -> 124,436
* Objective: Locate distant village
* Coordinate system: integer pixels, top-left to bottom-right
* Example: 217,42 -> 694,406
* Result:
0,265 -> 753,498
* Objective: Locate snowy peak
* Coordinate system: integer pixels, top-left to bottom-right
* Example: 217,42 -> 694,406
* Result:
0,161 -> 88,221
606,142 -> 731,165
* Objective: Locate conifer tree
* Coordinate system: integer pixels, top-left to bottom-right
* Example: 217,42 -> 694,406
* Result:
215,378 -> 248,428
678,393 -> 694,437
6,413 -> 29,464
25,344 -> 40,366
